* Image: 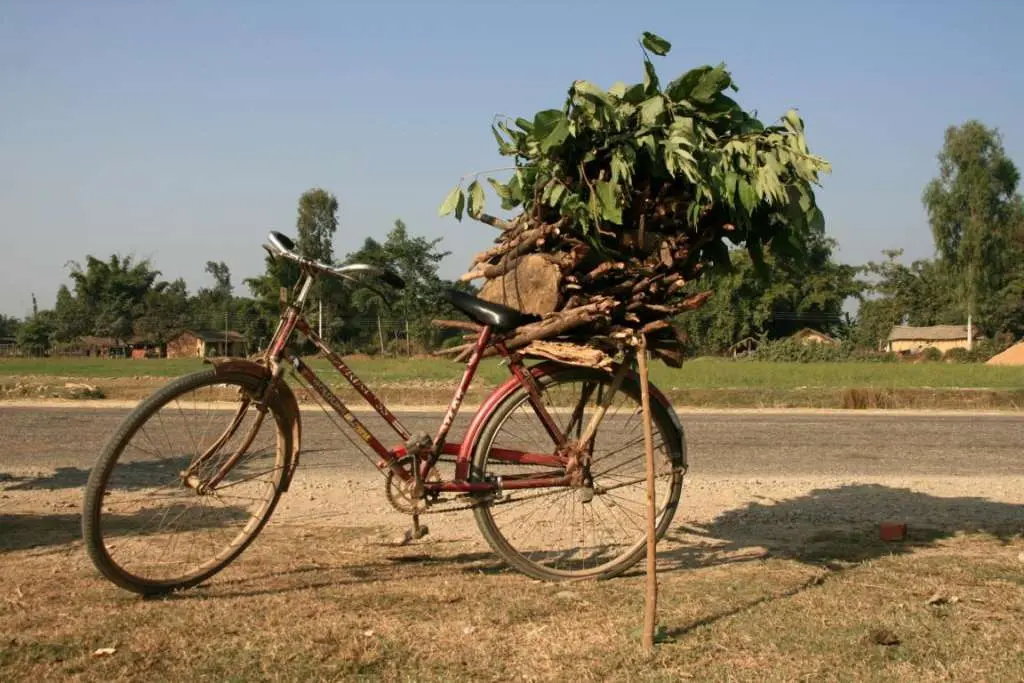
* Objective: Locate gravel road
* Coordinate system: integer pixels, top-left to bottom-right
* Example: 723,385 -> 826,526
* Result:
2,405 -> 1022,563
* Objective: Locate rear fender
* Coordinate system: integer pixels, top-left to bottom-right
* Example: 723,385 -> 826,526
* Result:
207,358 -> 303,492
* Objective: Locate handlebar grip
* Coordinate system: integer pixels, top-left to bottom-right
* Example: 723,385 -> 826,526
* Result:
380,270 -> 406,290
269,231 -> 296,252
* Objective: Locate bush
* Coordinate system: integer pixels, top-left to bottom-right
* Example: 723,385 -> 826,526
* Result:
965,335 -> 1014,363
944,347 -> 970,363
750,338 -> 855,363
921,346 -> 943,362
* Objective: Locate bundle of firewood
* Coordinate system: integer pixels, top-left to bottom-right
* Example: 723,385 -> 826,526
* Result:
436,32 -> 830,366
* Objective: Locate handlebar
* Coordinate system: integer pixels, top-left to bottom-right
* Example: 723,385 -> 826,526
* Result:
265,231 -> 406,290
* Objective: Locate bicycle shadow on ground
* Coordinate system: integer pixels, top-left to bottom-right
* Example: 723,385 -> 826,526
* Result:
1,456 -> 198,492
644,483 -> 1024,638
0,503 -> 253,554
657,483 -> 1023,572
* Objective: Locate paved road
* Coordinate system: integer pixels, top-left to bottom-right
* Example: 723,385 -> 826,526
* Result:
2,405 -> 1022,478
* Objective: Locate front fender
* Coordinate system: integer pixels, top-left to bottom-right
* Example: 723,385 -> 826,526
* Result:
207,357 -> 303,492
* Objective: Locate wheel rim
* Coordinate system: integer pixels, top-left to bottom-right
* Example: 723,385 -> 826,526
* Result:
475,372 -> 682,579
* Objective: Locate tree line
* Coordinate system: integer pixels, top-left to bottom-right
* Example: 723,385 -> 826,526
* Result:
4,119 -> 1023,359
8,188 -> 470,356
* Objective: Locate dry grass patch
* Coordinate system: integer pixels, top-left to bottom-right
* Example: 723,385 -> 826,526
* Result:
2,522 -> 1022,681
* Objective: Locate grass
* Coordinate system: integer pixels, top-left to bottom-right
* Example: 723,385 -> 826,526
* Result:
5,355 -> 1024,388
4,356 -> 1024,409
1,524 -> 1022,681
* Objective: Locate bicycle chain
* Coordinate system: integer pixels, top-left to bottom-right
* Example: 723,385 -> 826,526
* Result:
412,467 -> 686,516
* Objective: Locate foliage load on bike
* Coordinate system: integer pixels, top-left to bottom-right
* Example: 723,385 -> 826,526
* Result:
438,31 -> 830,367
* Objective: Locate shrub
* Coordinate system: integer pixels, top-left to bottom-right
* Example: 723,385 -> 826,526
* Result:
943,347 -> 970,363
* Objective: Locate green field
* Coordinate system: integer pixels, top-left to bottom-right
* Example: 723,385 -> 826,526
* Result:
3,355 -> 1024,390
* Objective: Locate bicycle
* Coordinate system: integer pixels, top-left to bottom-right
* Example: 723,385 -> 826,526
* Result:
81,231 -> 688,596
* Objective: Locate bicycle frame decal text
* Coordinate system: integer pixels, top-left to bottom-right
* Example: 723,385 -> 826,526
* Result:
293,358 -> 387,456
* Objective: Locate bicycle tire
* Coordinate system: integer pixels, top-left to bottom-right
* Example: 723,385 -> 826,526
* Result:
82,368 -> 291,596
471,364 -> 685,581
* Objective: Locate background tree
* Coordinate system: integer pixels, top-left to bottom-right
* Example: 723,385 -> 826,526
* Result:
246,188 -> 345,341
0,314 -> 20,338
675,233 -> 861,354
922,120 -> 1022,332
345,220 -> 468,353
60,254 -> 161,341
51,284 -> 91,342
296,188 -> 339,263
133,279 -> 191,344
204,261 -> 232,298
17,311 -> 55,356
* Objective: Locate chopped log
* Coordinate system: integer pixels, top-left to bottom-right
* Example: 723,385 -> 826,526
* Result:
472,213 -> 513,230
495,298 -> 617,352
477,253 -> 562,315
520,340 -> 614,370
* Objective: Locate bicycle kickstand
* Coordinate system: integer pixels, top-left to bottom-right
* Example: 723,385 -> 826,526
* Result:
397,512 -> 430,546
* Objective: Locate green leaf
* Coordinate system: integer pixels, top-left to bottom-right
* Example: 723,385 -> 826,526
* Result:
784,109 -> 803,133
549,183 -> 566,207
622,83 -> 647,104
573,80 -> 613,110
636,133 -> 657,155
689,63 -> 732,103
668,117 -> 696,144
541,117 -> 570,152
639,96 -> 665,125
738,179 -> 757,214
487,177 -> 511,201
532,110 -> 565,140
595,180 -> 623,224
609,81 -> 627,98
467,180 -> 485,217
454,189 -> 466,221
808,206 -> 825,233
501,174 -> 522,210
665,65 -> 712,102
641,31 -> 672,56
438,185 -> 463,218
514,117 -> 534,132
798,187 -> 813,213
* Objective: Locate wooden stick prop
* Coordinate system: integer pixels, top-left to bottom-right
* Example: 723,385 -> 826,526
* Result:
637,333 -> 659,655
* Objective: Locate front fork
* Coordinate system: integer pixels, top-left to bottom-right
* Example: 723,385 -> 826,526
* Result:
181,367 -> 283,493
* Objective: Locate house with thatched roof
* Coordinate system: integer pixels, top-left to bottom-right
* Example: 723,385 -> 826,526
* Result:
790,327 -> 839,346
886,325 -> 978,354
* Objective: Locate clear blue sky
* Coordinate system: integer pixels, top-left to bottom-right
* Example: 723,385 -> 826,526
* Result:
2,0 -> 1023,317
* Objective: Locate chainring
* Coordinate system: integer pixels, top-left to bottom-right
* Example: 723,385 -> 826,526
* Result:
383,457 -> 442,514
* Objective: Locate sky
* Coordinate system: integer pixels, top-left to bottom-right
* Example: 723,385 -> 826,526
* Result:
2,0 -> 1023,317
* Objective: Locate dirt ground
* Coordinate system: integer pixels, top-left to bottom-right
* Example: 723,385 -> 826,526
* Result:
2,405 -> 1023,680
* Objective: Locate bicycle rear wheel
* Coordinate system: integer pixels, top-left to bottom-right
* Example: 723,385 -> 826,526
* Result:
471,364 -> 685,581
82,369 -> 292,596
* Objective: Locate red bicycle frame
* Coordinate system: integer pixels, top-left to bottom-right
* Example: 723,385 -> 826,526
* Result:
262,280 -> 572,495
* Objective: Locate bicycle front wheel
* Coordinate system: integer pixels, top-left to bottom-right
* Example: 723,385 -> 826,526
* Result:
471,364 -> 685,581
82,369 -> 292,596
